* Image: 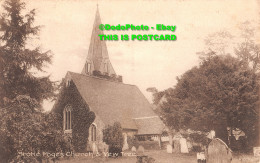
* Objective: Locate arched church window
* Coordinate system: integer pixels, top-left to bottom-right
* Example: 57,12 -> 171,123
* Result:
90,124 -> 97,141
63,105 -> 72,130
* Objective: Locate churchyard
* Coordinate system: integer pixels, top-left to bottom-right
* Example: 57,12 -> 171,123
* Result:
57,150 -> 197,163
56,150 -> 259,163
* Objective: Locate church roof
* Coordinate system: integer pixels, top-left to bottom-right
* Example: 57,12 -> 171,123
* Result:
134,117 -> 165,135
65,71 -> 164,134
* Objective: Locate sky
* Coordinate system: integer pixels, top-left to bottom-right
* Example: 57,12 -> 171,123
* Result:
1,0 -> 259,111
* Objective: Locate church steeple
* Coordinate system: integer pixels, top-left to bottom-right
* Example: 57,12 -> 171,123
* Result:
81,6 -> 116,77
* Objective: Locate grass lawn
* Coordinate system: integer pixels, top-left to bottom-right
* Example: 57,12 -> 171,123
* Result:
56,150 -> 197,163
55,150 -> 260,163
231,153 -> 260,163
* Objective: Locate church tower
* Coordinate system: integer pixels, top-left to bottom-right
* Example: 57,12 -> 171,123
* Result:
81,6 -> 117,78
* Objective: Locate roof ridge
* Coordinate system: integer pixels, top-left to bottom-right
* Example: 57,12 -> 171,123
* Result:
68,71 -> 136,87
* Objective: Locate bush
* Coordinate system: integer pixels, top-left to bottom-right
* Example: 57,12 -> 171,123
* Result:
0,96 -> 72,162
103,122 -> 124,157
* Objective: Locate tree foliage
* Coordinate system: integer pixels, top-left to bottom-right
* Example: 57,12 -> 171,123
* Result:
0,0 -> 64,162
103,122 -> 124,155
150,22 -> 260,149
0,96 -> 72,162
160,55 -> 259,147
146,87 -> 166,105
0,0 -> 55,107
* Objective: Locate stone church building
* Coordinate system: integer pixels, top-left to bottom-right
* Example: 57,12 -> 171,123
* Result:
52,7 -> 165,152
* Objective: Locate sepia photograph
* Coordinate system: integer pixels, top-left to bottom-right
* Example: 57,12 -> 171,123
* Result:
0,0 -> 259,162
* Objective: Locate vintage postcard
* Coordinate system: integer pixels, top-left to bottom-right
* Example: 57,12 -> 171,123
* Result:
0,0 -> 259,162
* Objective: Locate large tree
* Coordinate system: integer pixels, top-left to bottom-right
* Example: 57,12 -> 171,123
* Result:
0,0 -> 55,107
150,22 -> 260,149
0,0 -> 64,162
160,55 -> 259,147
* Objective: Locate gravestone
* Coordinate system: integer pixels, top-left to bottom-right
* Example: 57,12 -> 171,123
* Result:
92,143 -> 98,155
207,138 -> 232,163
167,144 -> 173,153
197,152 -> 206,163
131,146 -> 137,153
254,147 -> 260,157
137,145 -> 145,155
122,133 -> 129,151
180,138 -> 189,153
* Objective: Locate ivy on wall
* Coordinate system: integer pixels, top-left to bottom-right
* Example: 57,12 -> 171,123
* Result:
52,80 -> 95,152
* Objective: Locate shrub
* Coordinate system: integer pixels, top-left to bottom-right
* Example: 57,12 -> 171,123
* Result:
103,122 -> 124,157
0,96 -> 72,162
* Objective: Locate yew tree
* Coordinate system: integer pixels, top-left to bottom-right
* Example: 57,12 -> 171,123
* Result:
160,55 -> 259,147
0,0 -> 61,162
0,0 -> 55,108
